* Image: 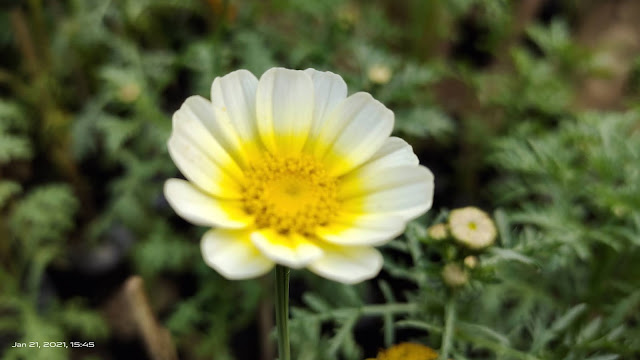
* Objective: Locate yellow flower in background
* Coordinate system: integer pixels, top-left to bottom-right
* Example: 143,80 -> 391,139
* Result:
448,206 -> 496,250
366,342 -> 439,360
164,68 -> 434,284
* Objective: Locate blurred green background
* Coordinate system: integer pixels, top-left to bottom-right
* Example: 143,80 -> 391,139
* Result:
1,0 -> 640,359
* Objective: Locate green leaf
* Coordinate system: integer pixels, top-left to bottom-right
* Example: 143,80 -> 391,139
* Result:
487,248 -> 538,266
303,293 -> 332,313
0,181 -> 21,208
57,300 -> 109,339
9,184 -> 79,251
0,133 -> 32,164
584,355 -> 619,360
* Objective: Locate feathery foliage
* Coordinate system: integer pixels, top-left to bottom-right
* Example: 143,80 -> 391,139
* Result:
1,0 -> 639,359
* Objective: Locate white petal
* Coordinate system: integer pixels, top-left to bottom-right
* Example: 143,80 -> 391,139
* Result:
341,165 -> 434,221
316,213 -> 406,246
178,95 -> 247,169
171,96 -> 244,182
164,179 -> 252,228
210,69 -> 260,159
251,229 -> 323,269
308,244 -> 383,284
256,68 -> 315,154
339,165 -> 430,199
314,92 -> 394,177
168,133 -> 243,199
201,229 -> 274,279
355,137 -> 419,170
303,69 -> 348,140
337,137 -> 420,199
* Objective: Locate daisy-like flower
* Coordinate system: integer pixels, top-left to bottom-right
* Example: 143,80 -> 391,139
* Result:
164,68 -> 434,284
448,206 -> 496,250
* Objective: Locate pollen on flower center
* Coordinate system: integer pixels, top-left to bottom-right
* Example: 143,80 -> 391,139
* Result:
241,154 -> 339,234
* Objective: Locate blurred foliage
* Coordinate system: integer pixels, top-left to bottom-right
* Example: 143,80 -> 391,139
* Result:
1,0 -> 639,359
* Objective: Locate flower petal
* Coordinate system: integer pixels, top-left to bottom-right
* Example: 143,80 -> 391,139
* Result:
356,136 -> 419,170
210,69 -> 260,160
256,68 -> 315,154
171,96 -> 245,182
337,137 -> 420,199
168,133 -> 243,199
314,92 -> 394,177
201,229 -> 274,279
180,94 -> 247,169
308,243 -> 383,284
316,213 -> 406,246
251,229 -> 323,268
164,179 -> 252,228
341,165 -> 434,221
303,69 -> 348,141
339,164 -> 430,199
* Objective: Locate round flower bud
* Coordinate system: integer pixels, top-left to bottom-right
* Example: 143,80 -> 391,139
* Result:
463,255 -> 478,269
367,64 -> 392,85
427,223 -> 449,241
118,82 -> 141,103
448,207 -> 497,250
441,263 -> 468,287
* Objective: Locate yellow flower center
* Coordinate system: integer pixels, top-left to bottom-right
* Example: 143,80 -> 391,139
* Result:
242,154 -> 339,234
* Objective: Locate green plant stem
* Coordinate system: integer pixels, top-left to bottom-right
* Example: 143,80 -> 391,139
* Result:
440,296 -> 456,360
275,265 -> 290,360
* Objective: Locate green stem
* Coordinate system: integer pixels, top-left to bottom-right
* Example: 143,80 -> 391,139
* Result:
275,265 -> 290,360
440,296 -> 456,360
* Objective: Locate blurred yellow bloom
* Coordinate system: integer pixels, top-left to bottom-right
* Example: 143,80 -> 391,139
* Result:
165,68 -> 434,284
337,2 -> 360,27
448,206 -> 497,250
366,342 -> 439,360
368,64 -> 393,84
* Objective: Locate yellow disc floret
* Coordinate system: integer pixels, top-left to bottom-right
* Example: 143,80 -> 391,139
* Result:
242,154 -> 339,235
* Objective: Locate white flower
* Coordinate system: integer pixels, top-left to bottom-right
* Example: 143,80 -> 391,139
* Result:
164,68 -> 434,284
448,207 -> 496,250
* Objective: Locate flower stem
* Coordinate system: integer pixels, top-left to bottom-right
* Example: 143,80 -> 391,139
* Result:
439,296 -> 456,360
275,265 -> 290,360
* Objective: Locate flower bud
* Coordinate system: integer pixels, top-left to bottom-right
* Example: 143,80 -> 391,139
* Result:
427,223 -> 449,241
442,263 -> 468,287
463,255 -> 478,269
368,64 -> 392,85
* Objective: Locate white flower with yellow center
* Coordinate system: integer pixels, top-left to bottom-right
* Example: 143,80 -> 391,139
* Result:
164,68 -> 434,284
